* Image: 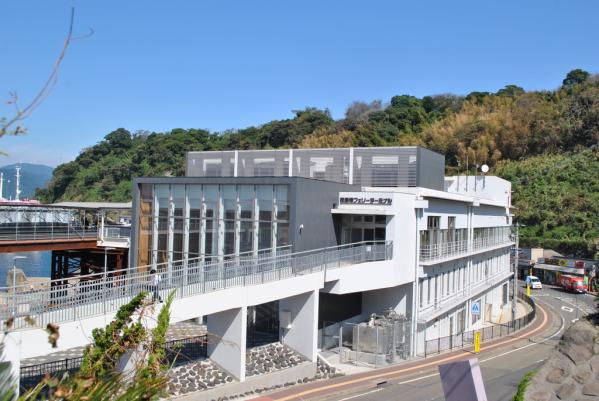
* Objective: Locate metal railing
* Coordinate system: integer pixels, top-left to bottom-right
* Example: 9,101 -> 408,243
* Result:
0,240 -> 392,329
420,240 -> 468,262
0,222 -> 97,242
420,231 -> 512,262
101,225 -> 131,241
20,334 -> 208,391
421,291 -> 535,357
418,269 -> 512,316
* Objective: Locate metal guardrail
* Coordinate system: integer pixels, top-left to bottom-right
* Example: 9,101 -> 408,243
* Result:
0,223 -> 97,242
20,334 -> 208,391
0,240 -> 392,329
421,291 -> 536,357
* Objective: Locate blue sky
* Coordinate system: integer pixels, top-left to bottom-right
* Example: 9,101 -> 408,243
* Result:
1,0 -> 598,167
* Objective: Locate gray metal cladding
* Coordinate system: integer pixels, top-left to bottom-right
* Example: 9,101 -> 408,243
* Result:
186,146 -> 444,189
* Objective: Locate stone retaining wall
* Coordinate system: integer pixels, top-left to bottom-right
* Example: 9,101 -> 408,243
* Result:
525,320 -> 599,401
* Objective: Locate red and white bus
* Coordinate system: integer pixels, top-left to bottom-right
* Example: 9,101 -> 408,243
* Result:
560,275 -> 586,293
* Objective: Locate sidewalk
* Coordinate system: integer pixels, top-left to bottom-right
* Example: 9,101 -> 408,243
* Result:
322,299 -> 532,375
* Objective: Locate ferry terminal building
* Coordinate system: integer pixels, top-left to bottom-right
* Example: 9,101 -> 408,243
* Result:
130,146 -> 514,370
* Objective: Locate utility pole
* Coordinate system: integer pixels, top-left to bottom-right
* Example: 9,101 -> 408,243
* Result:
512,224 -> 519,329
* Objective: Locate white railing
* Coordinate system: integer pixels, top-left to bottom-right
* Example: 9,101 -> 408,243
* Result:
420,229 -> 512,263
101,225 -> 131,241
0,222 -> 97,242
419,269 -> 512,317
420,240 -> 468,262
0,240 -> 392,330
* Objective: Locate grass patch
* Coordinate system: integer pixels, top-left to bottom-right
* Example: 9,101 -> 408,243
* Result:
512,371 -> 536,401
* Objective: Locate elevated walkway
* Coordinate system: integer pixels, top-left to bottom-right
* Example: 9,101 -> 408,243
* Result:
1,240 -> 392,380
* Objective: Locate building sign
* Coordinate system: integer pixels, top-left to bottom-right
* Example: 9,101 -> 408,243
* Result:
538,258 -> 598,270
339,197 -> 392,206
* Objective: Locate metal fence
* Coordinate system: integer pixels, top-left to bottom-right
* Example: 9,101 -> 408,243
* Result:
339,320 -> 413,368
0,222 -> 97,241
101,225 -> 131,241
421,291 -> 536,357
1,240 -> 392,329
20,334 -> 208,391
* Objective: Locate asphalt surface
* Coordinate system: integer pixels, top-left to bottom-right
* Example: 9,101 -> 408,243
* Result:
319,285 -> 597,401
259,284 -> 597,401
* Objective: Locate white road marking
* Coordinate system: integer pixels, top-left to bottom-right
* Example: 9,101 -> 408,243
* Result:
395,372 -> 439,385
338,388 -> 383,401
561,306 -> 574,312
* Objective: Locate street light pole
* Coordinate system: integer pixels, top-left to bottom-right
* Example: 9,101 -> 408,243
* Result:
12,255 -> 27,317
103,247 -> 116,280
512,224 -> 519,330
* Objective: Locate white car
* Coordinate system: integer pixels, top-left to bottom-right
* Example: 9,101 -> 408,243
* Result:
526,275 -> 543,289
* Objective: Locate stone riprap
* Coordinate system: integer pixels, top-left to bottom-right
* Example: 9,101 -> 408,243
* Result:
167,359 -> 233,396
245,342 -> 305,377
525,320 -> 599,401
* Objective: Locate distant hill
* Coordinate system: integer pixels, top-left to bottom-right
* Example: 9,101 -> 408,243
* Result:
0,163 -> 54,200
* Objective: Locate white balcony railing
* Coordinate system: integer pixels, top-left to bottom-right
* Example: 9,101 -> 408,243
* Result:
420,227 -> 512,263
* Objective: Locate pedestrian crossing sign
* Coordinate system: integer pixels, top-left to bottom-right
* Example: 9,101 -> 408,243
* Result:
471,301 -> 480,315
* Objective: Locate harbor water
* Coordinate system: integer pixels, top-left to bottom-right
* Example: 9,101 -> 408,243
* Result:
0,251 -> 51,286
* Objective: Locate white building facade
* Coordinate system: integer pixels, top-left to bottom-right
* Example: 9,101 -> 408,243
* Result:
127,146 -> 513,376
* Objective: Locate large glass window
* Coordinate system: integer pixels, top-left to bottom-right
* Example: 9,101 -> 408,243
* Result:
188,187 -> 202,259
143,183 -> 288,266
339,214 -> 387,245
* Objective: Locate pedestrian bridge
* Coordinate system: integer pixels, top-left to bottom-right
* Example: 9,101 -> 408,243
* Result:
1,240 -> 392,330
0,203 -> 130,252
1,240 -> 393,380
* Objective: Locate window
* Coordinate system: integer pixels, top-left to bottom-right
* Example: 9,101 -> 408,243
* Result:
419,280 -> 424,308
502,283 -> 508,305
340,214 -> 387,244
427,216 -> 440,229
448,216 -> 456,230
427,278 -> 432,304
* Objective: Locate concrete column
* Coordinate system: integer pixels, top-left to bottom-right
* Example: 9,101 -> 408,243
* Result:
207,306 -> 247,381
279,290 -> 319,362
2,331 -> 21,396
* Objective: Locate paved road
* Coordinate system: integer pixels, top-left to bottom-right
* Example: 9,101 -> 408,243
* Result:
259,286 -> 596,401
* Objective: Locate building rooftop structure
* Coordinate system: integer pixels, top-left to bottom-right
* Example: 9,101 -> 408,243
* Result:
186,146 -> 445,190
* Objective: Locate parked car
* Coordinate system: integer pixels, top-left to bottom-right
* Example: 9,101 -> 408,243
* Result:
525,275 -> 543,289
560,275 -> 586,293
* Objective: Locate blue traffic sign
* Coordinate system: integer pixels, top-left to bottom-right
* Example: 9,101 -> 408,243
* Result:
471,301 -> 480,315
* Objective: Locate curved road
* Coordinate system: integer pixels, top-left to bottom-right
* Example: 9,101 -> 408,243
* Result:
254,285 -> 596,401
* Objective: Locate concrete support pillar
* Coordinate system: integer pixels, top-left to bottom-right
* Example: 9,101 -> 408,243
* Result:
2,331 -> 21,395
279,290 -> 319,362
207,306 -> 247,381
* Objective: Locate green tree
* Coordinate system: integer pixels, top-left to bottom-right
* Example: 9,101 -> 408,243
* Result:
563,68 -> 590,87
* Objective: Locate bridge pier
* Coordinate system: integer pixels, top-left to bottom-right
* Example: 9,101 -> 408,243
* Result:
207,306 -> 247,381
279,289 -> 319,362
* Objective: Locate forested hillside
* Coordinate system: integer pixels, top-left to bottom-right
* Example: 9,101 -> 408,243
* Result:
36,69 -> 599,257
495,151 -> 599,257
